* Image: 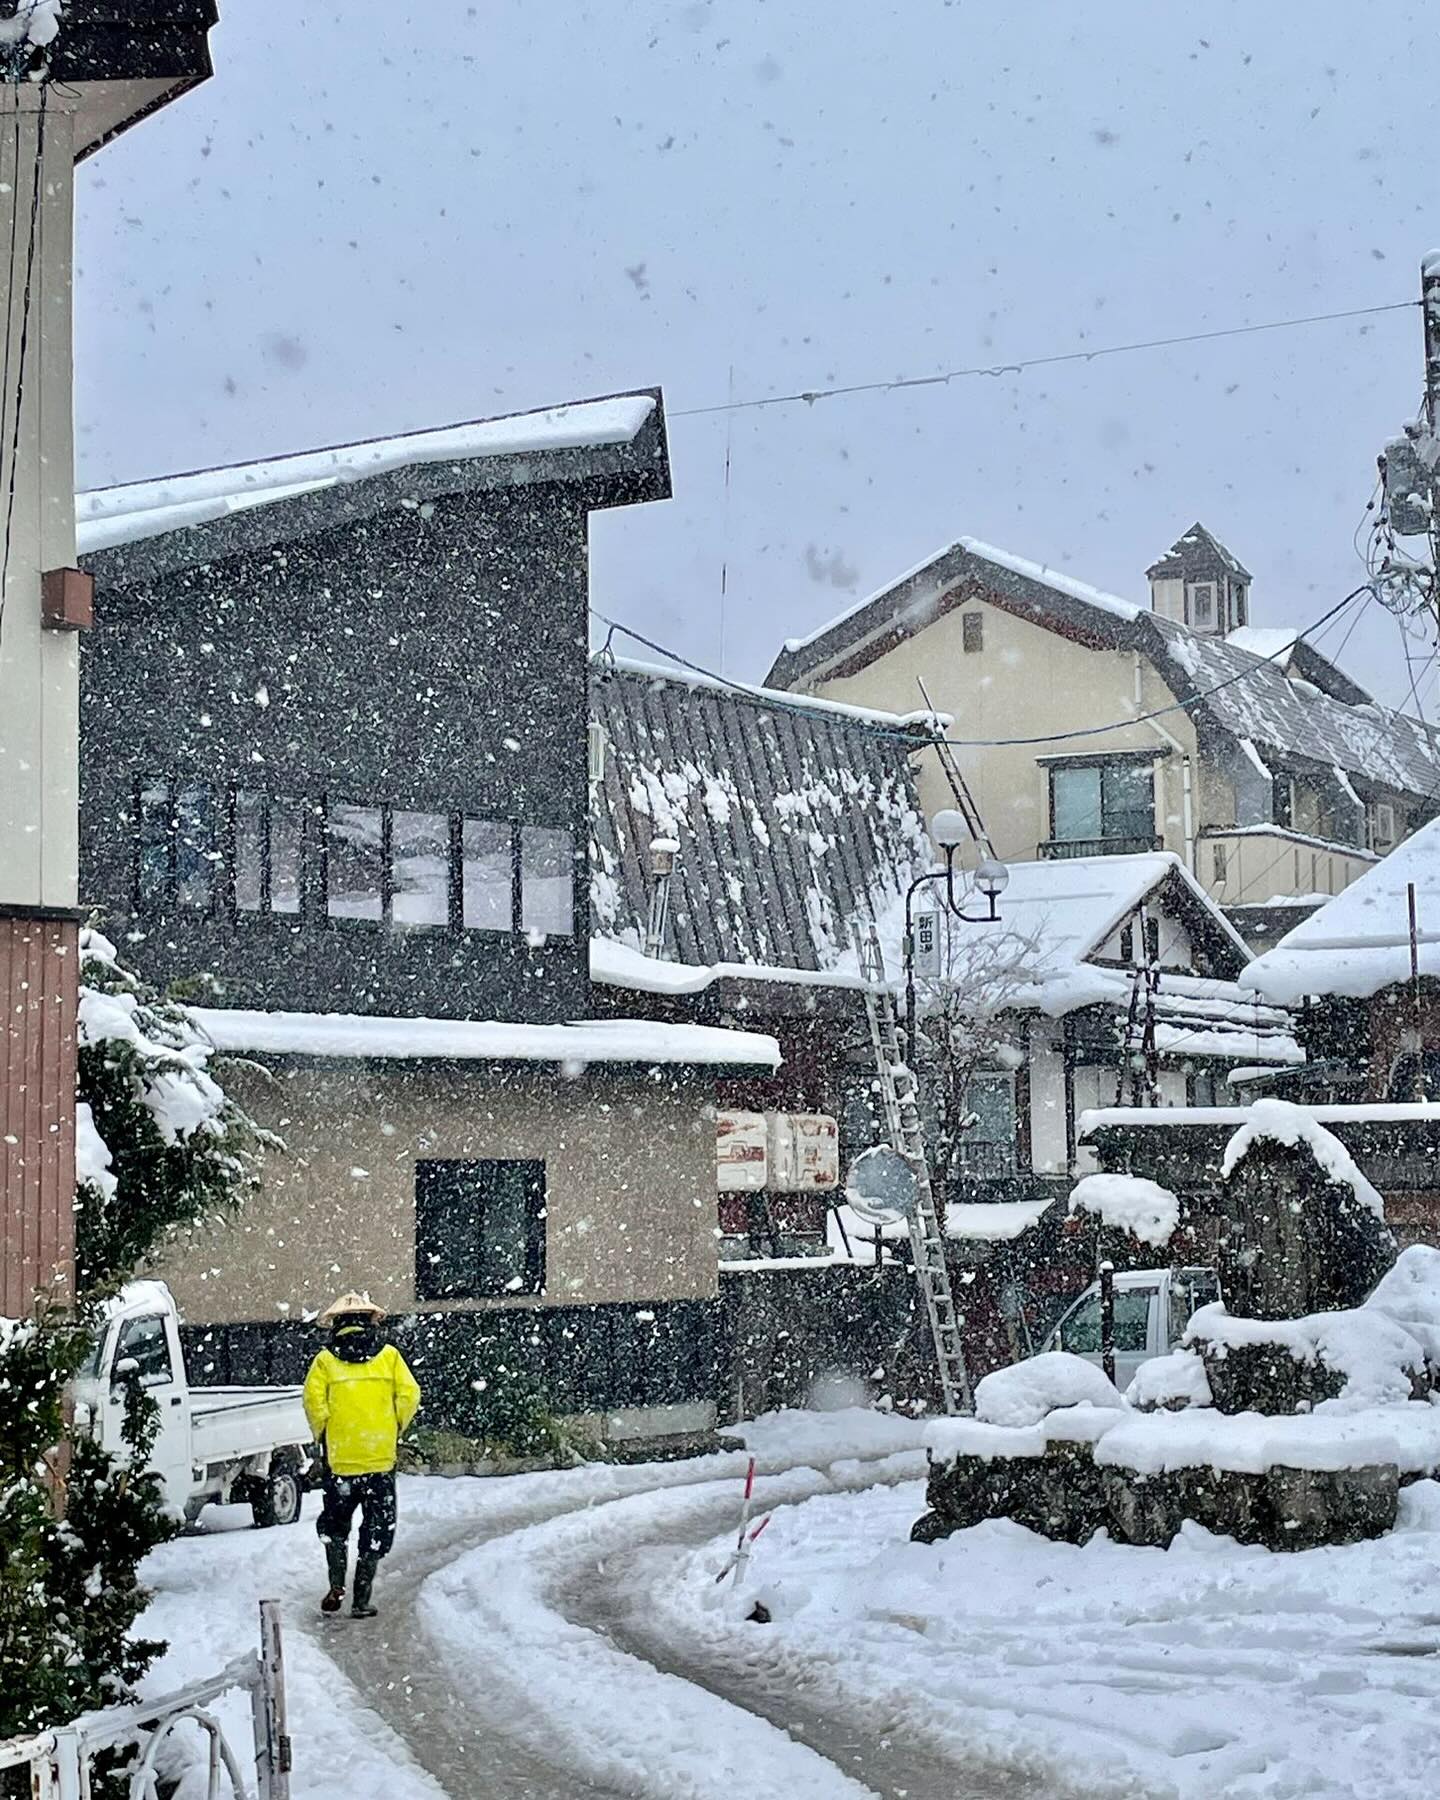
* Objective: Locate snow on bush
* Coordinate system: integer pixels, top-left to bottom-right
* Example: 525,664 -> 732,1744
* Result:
1220,1097 -> 1384,1217
973,1351 -> 1125,1428
1365,1244 -> 1440,1365
1185,1302 -> 1426,1408
1127,1348 -> 1213,1412
1068,1172 -> 1180,1247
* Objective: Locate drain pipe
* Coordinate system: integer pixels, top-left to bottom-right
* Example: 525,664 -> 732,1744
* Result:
1135,652 -> 1195,871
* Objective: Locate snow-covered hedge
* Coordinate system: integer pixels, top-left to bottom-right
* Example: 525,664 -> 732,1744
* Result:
973,1351 -> 1125,1428
1067,1172 -> 1180,1248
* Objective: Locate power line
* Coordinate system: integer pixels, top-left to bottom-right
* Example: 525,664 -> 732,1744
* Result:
671,300 -> 1418,422
591,585 -> 1370,752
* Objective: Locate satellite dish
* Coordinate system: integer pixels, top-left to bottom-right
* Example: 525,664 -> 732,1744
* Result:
845,1144 -> 919,1227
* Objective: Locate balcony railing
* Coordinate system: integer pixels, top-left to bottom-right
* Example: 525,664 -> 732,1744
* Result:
1039,834 -> 1163,860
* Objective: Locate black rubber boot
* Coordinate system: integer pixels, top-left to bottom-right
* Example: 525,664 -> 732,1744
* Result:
351,1553 -> 380,1619
321,1540 -> 347,1614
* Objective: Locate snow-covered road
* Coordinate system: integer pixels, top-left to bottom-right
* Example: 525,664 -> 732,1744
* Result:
137,1406 -> 1440,1799
140,1413 -> 1032,1799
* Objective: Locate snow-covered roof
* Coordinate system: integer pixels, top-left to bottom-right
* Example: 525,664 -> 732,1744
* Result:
1240,815 -> 1440,1005
1226,626 -> 1299,662
590,937 -> 874,997
188,1007 -> 780,1070
78,392 -> 663,561
852,852 -> 1300,1064
1148,614 -> 1440,795
590,659 -> 930,976
1080,1100 -> 1440,1136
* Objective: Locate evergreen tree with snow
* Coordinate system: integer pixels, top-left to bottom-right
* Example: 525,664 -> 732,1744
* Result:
0,931 -> 271,1794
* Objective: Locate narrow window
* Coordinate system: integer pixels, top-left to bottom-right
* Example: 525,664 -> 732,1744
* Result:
326,802 -> 383,921
270,797 -> 304,915
462,819 -> 513,931
961,611 -> 984,654
234,791 -> 266,913
136,778 -> 172,908
174,784 -> 215,909
391,810 -> 450,927
1118,923 -> 1134,962
1189,582 -> 1215,630
414,1158 -> 546,1300
1213,842 -> 1228,884
1144,917 -> 1161,965
521,825 -> 574,936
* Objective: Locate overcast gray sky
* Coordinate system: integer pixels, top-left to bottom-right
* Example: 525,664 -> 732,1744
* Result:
75,1 -> 1440,713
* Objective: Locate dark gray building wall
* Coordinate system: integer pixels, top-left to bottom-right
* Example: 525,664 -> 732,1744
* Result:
80,480 -> 594,1022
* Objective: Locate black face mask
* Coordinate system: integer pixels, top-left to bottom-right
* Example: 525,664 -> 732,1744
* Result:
331,1319 -> 381,1363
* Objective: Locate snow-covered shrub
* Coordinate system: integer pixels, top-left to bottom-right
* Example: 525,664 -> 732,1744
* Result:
76,929 -> 274,1292
973,1351 -> 1125,1428
1068,1172 -> 1180,1249
1127,1347 -> 1213,1412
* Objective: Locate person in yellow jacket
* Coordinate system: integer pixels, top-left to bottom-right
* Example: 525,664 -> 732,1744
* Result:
303,1293 -> 421,1618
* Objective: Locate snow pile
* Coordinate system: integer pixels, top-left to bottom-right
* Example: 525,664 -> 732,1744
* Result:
1068,1172 -> 1180,1247
1221,1097 -> 1386,1217
1094,1401 -> 1440,1477
972,1351 -> 1126,1428
723,1405 -> 931,1467
1366,1244 -> 1440,1364
1127,1348 -> 1213,1411
0,0 -> 61,49
74,1101 -> 117,1201
1185,1302 -> 1427,1409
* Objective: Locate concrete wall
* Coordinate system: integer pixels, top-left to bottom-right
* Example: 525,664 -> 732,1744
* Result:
800,600 -> 1202,872
154,1061 -> 719,1323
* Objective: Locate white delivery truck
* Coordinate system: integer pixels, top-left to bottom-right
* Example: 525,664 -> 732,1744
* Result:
71,1280 -> 315,1527
1043,1265 -> 1220,1394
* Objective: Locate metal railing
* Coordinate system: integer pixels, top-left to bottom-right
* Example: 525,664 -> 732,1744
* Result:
1038,834 -> 1163,860
0,1600 -> 289,1800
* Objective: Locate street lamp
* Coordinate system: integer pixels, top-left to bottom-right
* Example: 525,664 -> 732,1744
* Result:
903,814 -> 1008,1063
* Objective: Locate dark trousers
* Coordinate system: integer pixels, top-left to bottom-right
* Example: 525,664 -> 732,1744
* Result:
316,1471 -> 397,1561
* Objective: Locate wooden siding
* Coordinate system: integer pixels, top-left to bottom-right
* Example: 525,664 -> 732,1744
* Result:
0,916 -> 77,1312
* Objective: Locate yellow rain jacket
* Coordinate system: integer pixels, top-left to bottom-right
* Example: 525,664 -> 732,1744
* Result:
303,1344 -> 421,1476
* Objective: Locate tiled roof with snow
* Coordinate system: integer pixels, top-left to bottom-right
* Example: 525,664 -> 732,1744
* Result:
78,392 -> 664,562
1145,615 -> 1440,795
590,658 -> 932,973
1241,815 -> 1440,1005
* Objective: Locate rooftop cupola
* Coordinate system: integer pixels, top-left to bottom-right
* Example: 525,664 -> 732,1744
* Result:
1146,523 -> 1251,635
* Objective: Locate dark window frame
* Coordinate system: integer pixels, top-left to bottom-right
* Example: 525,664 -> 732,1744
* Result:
1048,756 -> 1157,846
133,774 -> 219,914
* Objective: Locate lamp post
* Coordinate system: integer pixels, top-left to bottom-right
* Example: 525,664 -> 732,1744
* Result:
903,810 -> 1009,1065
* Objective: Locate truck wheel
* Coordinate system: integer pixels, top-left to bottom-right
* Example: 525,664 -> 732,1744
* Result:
251,1468 -> 302,1529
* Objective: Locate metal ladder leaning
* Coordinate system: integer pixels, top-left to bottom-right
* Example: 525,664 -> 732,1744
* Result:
853,921 -> 974,1415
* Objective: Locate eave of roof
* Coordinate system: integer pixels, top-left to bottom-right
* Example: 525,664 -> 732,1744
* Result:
54,2 -> 218,157
80,389 -> 670,587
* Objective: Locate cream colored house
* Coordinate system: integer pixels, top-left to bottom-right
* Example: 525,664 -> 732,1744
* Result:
765,526 -> 1439,940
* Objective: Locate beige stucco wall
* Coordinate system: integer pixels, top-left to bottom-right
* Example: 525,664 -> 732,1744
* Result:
154,1061 -> 719,1324
799,599 -> 1203,872
0,94 -> 79,910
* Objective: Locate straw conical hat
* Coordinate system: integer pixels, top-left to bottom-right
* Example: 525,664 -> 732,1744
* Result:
318,1291 -> 385,1326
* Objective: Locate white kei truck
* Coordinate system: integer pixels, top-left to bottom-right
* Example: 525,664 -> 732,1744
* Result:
71,1281 -> 315,1528
1042,1265 -> 1221,1393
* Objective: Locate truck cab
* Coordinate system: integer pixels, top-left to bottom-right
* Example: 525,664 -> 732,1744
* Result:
1043,1266 -> 1220,1394
73,1280 -> 314,1528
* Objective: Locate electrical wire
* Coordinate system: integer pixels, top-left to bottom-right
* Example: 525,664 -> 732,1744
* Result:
670,301 -> 1418,421
592,586 -> 1369,752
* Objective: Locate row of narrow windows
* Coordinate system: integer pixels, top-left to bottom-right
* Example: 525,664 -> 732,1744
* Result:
131,778 -> 576,938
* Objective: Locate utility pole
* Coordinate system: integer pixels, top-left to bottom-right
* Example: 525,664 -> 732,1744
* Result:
1373,255 -> 1440,631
